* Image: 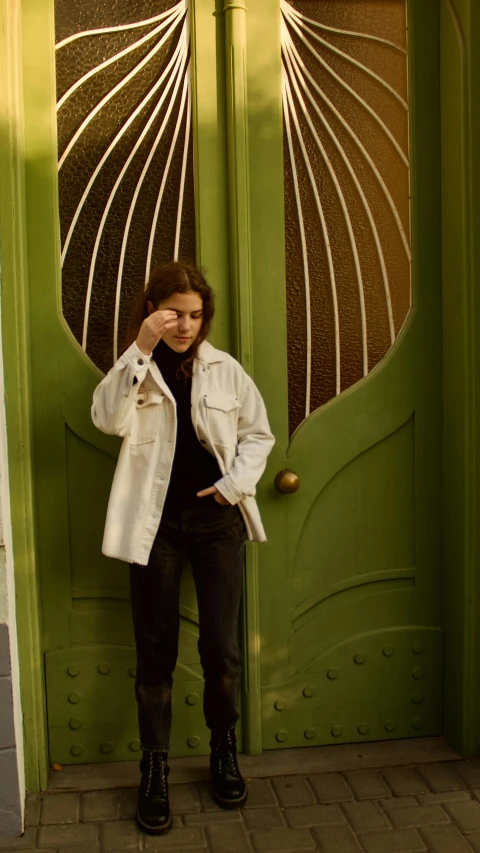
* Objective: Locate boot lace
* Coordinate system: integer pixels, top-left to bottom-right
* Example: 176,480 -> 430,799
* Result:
215,730 -> 238,777
146,751 -> 167,798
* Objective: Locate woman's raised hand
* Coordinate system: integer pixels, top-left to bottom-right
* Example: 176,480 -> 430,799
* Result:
136,310 -> 178,355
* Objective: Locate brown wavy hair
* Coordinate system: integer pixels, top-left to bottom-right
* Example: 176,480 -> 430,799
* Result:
126,261 -> 215,378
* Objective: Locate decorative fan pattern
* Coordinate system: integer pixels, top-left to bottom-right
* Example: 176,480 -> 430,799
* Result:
282,0 -> 410,434
55,0 -> 194,372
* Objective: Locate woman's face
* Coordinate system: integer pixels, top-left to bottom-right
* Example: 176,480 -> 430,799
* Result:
148,290 -> 204,353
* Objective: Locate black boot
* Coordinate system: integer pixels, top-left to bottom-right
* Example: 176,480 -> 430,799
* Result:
136,750 -> 172,835
210,728 -> 247,809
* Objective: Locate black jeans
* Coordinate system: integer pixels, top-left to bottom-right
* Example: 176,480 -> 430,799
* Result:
129,497 -> 247,751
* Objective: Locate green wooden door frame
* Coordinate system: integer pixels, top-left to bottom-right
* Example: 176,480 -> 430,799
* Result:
441,0 -> 480,757
1,0 -> 480,792
0,0 -> 49,792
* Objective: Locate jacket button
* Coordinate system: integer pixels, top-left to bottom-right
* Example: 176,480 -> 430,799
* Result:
138,358 -> 144,366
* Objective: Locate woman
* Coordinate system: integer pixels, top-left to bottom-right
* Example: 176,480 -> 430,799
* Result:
91,261 -> 274,835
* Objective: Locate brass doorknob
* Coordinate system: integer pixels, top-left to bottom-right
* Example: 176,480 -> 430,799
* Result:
275,469 -> 300,494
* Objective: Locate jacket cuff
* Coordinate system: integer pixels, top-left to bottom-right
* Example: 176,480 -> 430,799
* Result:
120,341 -> 153,372
214,476 -> 243,506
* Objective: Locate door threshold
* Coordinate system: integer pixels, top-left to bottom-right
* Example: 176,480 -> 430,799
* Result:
47,736 -> 461,791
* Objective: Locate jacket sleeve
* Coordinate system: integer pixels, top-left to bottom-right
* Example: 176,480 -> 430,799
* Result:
91,342 -> 152,436
214,374 -> 275,505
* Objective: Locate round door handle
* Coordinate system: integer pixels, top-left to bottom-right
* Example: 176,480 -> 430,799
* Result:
275,469 -> 300,494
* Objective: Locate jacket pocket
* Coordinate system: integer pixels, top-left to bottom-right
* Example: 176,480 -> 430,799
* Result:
129,391 -> 164,445
203,392 -> 241,447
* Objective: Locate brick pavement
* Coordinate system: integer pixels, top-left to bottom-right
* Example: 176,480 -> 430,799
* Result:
3,759 -> 480,852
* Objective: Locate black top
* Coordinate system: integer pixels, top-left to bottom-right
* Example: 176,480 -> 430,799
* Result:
152,339 -> 222,508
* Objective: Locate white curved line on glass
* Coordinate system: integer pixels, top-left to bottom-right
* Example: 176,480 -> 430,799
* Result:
174,67 -> 192,261
283,36 -> 368,376
283,9 -> 409,169
285,30 -> 411,262
55,2 -> 186,50
279,0 -> 406,53
112,67 -> 190,362
284,33 -> 395,344
58,7 -> 184,171
145,71 -> 190,283
57,9 -> 180,112
82,36 -> 189,350
283,1 -> 408,108
282,77 -> 312,414
284,71 -> 341,401
61,26 -> 185,266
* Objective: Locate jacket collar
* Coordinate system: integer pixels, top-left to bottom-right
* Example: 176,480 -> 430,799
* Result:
148,339 -> 226,399
195,340 -> 227,365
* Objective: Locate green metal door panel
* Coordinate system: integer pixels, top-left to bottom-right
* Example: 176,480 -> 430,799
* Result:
45,645 -> 212,763
292,417 -> 415,622
262,627 -> 442,749
70,605 -> 133,648
245,0 -> 443,748
66,428 -> 126,597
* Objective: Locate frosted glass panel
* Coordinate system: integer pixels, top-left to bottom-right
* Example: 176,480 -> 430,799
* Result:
55,0 -> 195,372
282,0 -> 410,434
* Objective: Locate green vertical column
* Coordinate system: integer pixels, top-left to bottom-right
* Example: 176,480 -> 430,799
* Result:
224,0 -> 261,754
441,0 -> 480,756
0,0 -> 48,791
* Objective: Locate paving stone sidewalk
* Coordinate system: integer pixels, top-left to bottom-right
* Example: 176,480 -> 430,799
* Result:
4,759 -> 480,852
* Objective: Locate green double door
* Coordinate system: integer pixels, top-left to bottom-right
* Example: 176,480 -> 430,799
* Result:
24,0 -> 442,764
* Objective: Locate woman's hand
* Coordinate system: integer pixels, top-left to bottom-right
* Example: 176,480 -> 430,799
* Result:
197,486 -> 231,505
136,310 -> 178,355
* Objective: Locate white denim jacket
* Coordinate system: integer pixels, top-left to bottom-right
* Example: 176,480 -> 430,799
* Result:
92,340 -> 275,565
